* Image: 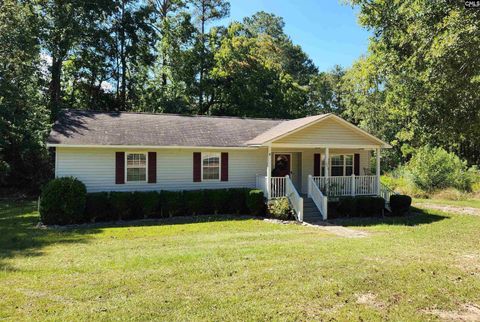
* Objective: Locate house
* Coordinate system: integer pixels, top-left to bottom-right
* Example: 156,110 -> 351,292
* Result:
47,109 -> 392,221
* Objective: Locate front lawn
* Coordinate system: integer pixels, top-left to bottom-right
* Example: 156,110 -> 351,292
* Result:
1,201 -> 480,320
414,197 -> 480,209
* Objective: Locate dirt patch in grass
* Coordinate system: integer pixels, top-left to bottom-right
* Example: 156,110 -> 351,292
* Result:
424,304 -> 480,321
456,253 -> 480,277
264,218 -> 370,238
356,293 -> 385,309
414,203 -> 480,216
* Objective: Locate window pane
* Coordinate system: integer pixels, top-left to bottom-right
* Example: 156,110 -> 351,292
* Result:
331,155 -> 343,166
331,166 -> 344,176
346,166 -> 353,176
203,155 -> 219,167
345,155 -> 353,166
127,168 -> 146,181
127,153 -> 146,167
203,167 -> 219,180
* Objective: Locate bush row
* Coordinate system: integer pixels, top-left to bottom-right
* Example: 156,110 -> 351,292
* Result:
333,194 -> 411,218
40,178 -> 266,225
89,189 -> 265,222
336,196 -> 385,217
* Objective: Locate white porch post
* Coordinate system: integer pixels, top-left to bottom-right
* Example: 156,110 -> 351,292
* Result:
307,174 -> 312,198
376,148 -> 381,195
267,145 -> 272,199
325,147 -> 329,196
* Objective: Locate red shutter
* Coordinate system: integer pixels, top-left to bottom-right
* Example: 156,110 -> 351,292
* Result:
148,152 -> 157,183
221,152 -> 228,181
354,153 -> 360,176
193,152 -> 201,182
115,152 -> 125,184
314,153 -> 321,176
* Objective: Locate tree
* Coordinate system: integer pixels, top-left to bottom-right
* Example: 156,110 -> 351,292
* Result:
345,0 -> 480,166
0,0 -> 51,190
306,65 -> 346,115
190,0 -> 230,114
210,23 -> 308,118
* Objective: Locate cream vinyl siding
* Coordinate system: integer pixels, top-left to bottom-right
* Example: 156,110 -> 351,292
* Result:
274,118 -> 379,146
56,147 -> 266,192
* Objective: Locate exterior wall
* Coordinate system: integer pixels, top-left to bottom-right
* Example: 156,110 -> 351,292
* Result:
56,147 -> 267,192
275,118 -> 378,146
55,146 -> 374,194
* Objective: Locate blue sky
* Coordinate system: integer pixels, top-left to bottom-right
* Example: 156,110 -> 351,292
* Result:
216,0 -> 371,71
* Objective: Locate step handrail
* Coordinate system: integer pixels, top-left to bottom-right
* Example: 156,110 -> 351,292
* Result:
285,175 -> 303,222
380,183 -> 397,206
308,175 -> 328,220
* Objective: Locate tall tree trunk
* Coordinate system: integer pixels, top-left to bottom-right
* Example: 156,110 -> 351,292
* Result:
49,54 -> 63,119
120,0 -> 127,109
198,1 -> 206,114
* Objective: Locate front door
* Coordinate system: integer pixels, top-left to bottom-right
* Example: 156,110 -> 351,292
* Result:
273,154 -> 291,177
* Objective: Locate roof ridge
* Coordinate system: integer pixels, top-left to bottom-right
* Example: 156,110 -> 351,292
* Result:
61,109 -> 288,122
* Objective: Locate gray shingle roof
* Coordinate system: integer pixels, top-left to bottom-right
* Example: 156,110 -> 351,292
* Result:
47,110 -> 286,147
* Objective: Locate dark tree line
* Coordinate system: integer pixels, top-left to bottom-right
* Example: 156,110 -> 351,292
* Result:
1,0 -> 478,193
0,0 -> 344,191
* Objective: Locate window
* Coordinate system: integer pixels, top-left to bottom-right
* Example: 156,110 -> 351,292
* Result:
202,152 -> 220,180
126,153 -> 147,182
331,155 -> 344,176
321,154 -> 354,176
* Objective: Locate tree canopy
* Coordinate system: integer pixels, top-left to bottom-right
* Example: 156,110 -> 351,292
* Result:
342,0 -> 480,166
0,0 -> 478,192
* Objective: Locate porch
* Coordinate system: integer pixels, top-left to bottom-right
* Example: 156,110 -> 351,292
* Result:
254,146 -> 393,222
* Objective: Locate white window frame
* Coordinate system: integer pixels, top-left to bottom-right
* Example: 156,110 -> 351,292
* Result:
201,152 -> 221,181
322,154 -> 355,177
125,152 -> 148,183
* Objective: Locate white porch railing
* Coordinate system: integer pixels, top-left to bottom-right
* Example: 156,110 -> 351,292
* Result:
313,175 -> 378,197
308,175 -> 328,220
380,183 -> 397,207
286,175 -> 303,222
270,176 -> 287,198
255,175 -> 303,221
255,175 -> 288,199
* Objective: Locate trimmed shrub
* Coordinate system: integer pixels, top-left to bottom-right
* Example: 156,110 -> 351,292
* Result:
109,192 -> 133,220
132,191 -> 160,219
389,194 -> 412,216
268,197 -> 293,220
205,189 -> 229,214
337,196 -> 385,217
184,190 -> 206,215
246,189 -> 265,216
40,177 -> 87,225
337,196 -> 357,217
160,190 -> 184,217
356,196 -> 385,217
227,188 -> 249,214
85,192 -> 113,222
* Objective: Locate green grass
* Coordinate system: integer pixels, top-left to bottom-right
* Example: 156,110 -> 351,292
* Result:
414,198 -> 480,209
1,201 -> 480,321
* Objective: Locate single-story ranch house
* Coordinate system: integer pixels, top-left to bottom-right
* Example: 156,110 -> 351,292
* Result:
47,110 -> 393,221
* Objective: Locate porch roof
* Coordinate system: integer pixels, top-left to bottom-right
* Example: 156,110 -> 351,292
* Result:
247,114 -> 391,148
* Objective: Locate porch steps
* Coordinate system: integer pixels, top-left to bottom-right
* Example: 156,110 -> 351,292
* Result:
302,198 -> 323,222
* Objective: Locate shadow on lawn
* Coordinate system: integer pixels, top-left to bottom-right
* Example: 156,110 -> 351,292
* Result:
328,207 -> 449,227
0,200 -> 101,272
55,214 -> 259,230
